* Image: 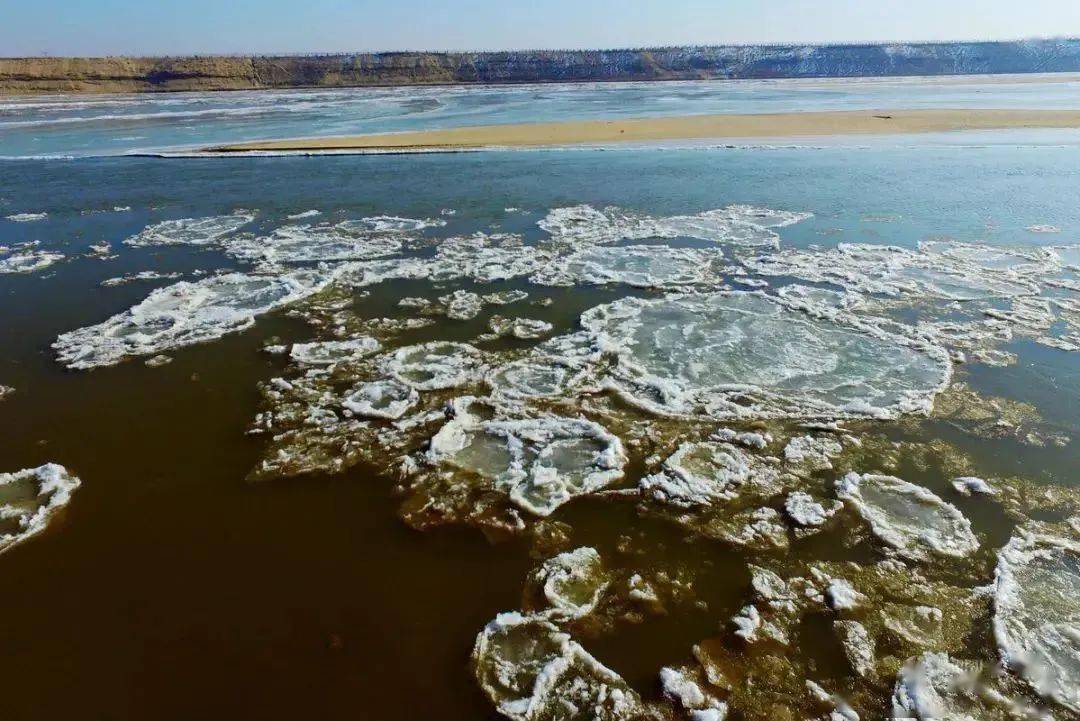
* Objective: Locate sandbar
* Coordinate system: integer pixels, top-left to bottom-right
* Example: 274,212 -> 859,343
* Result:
207,109 -> 1080,153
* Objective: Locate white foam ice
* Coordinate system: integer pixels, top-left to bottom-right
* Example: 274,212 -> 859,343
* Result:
54,270 -> 334,369
530,244 -> 724,288
5,212 -> 48,222
836,473 -> 979,562
783,435 -> 844,471
531,547 -> 608,620
289,336 -> 381,366
640,442 -> 782,508
383,342 -> 486,391
341,379 -> 418,420
580,292 -> 951,420
785,491 -> 842,530
0,248 -> 64,274
0,464 -> 81,554
993,529 -> 1080,713
427,407 -> 626,517
472,612 -> 642,721
123,213 -> 254,247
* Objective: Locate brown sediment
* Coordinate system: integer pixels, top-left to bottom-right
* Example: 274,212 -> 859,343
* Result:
207,109 -> 1080,153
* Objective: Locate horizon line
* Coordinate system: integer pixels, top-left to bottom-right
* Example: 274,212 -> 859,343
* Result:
5,34 -> 1079,61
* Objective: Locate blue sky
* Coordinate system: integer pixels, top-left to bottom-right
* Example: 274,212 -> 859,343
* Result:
4,0 -> 1080,56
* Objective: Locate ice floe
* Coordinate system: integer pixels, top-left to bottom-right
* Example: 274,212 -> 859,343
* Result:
530,244 -> 725,288
580,292 -> 951,420
485,316 -> 554,340
538,204 -> 811,250
224,220 -> 410,267
54,270 -> 335,368
641,442 -> 782,508
341,379 -> 418,420
100,270 -> 183,287
0,464 -> 81,554
528,547 -> 608,620
472,612 -> 642,721
426,405 -> 626,517
836,473 -> 979,561
5,212 -> 48,222
0,248 -> 64,274
384,342 -> 486,391
993,529 -> 1080,713
123,213 -> 254,247
289,336 -> 381,366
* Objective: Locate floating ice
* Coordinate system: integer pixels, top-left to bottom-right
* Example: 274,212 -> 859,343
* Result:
530,547 -> 608,620
826,579 -> 866,611
531,245 -> 724,288
890,653 -> 1021,721
747,242 -> 1041,301
950,476 -> 997,496
123,214 -> 254,247
289,337 -> 381,366
439,290 -> 483,321
1026,225 -> 1061,234
836,473 -> 979,561
5,212 -> 48,222
427,408 -> 626,517
486,316 -> 554,340
581,292 -> 950,420
0,384 -> 13,401
226,224 -> 403,266
835,620 -> 875,678
785,491 -> 842,529
0,464 -> 81,554
783,435 -> 844,471
538,204 -> 810,249
384,342 -> 486,391
0,248 -> 63,274
55,270 -> 334,369
641,442 -> 782,508
100,270 -> 183,287
429,234 -> 552,283
659,667 -> 729,721
472,612 -> 642,721
286,209 -> 321,220
993,530 -> 1080,713
341,379 -> 418,420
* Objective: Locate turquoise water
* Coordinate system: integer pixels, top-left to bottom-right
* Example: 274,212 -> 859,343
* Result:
1,81 -> 1079,721
3,74 -> 1080,157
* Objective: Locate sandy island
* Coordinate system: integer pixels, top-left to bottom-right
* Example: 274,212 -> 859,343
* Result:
206,109 -> 1080,153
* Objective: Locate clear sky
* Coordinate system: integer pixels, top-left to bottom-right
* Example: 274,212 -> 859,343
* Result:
4,0 -> 1080,57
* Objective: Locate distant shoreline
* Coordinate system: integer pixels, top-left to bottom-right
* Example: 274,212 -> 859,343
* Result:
4,38 -> 1080,95
205,109 -> 1080,154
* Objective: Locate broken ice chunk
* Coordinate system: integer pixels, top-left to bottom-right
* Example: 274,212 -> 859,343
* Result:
384,341 -> 486,391
124,214 -> 253,247
54,270 -> 334,369
836,473 -> 979,561
530,547 -> 608,620
472,612 -> 643,721
427,412 -> 626,517
993,529 -> 1080,713
289,336 -> 381,366
1,464 -> 81,554
342,379 -> 418,420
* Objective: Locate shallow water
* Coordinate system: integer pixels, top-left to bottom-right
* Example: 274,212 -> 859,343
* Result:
2,85 -> 1080,720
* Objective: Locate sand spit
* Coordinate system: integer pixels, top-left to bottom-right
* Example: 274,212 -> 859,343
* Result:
208,109 -> 1080,153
